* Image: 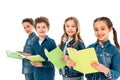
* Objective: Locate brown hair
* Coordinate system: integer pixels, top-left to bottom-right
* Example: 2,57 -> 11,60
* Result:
22,18 -> 34,25
34,16 -> 50,29
93,17 -> 120,50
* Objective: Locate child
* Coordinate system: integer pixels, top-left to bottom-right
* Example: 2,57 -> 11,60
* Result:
30,16 -> 56,80
22,18 -> 38,80
85,17 -> 120,80
59,16 -> 85,80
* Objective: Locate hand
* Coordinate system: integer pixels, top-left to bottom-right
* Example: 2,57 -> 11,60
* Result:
30,61 -> 43,67
61,55 -> 70,62
66,59 -> 76,68
16,51 -> 23,53
91,61 -> 110,75
23,53 -> 31,56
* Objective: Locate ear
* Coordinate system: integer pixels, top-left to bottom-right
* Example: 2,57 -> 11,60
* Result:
109,27 -> 112,32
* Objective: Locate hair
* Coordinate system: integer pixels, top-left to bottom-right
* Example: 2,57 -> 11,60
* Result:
59,16 -> 83,47
34,16 -> 50,29
22,18 -> 34,25
93,17 -> 120,50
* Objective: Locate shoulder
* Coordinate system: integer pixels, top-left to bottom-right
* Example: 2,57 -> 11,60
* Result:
78,40 -> 85,47
46,36 -> 56,45
109,44 -> 120,53
47,37 -> 55,42
87,43 -> 96,48
74,40 -> 85,49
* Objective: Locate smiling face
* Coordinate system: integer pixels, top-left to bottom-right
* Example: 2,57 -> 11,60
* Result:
64,20 -> 77,39
93,21 -> 112,43
35,22 -> 48,37
22,22 -> 34,35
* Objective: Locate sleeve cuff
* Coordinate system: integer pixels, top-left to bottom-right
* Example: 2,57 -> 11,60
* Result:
104,70 -> 112,79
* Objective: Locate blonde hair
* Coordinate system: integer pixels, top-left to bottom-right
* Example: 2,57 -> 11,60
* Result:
59,16 -> 83,47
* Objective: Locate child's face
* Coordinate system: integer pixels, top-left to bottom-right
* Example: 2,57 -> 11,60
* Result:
22,22 -> 34,35
35,22 -> 48,37
93,21 -> 112,42
65,20 -> 77,39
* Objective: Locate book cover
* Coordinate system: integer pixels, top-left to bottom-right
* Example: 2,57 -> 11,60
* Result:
45,47 -> 66,69
67,48 -> 99,74
6,50 -> 45,62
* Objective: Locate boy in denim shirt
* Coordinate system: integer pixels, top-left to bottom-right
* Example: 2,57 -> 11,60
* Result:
22,18 -> 38,80
30,16 -> 56,80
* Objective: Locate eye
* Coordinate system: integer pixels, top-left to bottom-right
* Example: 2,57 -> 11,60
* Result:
42,26 -> 46,28
101,28 -> 105,30
65,25 -> 69,28
72,26 -> 75,28
94,28 -> 98,31
26,26 -> 30,28
37,26 -> 40,29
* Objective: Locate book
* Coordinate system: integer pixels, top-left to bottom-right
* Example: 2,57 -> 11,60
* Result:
6,50 -> 23,59
6,50 -> 45,62
45,47 -> 66,69
67,48 -> 99,74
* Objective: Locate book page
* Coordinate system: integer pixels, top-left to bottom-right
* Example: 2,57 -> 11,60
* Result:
6,50 -> 23,59
45,47 -> 66,69
67,48 -> 99,74
27,55 -> 45,62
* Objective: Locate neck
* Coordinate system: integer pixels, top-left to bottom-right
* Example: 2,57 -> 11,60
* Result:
39,35 -> 46,42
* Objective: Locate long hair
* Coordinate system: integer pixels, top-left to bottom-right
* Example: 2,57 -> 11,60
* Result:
93,17 -> 120,50
59,16 -> 83,47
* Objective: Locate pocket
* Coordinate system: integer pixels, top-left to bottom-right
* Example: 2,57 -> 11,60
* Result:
104,52 -> 113,66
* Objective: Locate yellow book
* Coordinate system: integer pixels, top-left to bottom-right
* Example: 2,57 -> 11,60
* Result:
67,48 -> 99,74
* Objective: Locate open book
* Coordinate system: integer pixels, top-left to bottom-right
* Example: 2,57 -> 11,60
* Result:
44,47 -> 66,69
6,50 -> 45,62
67,48 -> 99,74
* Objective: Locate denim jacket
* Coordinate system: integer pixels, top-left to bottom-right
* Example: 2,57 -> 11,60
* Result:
60,39 -> 85,78
22,32 -> 38,74
86,40 -> 120,80
31,36 -> 56,80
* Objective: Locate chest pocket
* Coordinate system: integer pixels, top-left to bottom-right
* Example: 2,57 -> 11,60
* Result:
97,52 -> 113,68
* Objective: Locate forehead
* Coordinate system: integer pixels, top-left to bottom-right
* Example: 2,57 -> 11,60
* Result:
23,22 -> 31,25
65,20 -> 75,25
36,22 -> 47,26
94,21 -> 107,28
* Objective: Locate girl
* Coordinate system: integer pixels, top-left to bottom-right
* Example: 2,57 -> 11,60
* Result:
30,16 -> 56,80
22,18 -> 38,80
59,16 -> 85,80
86,17 -> 120,80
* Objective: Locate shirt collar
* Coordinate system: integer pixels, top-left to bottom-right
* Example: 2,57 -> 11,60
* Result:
29,32 -> 35,37
39,35 -> 49,41
95,40 -> 111,48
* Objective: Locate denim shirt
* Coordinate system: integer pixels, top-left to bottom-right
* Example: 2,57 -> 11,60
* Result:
31,36 -> 56,80
86,40 -> 120,80
22,32 -> 38,74
60,39 -> 85,78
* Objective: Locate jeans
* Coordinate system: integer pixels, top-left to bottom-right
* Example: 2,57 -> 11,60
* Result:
63,76 -> 84,80
25,73 -> 34,80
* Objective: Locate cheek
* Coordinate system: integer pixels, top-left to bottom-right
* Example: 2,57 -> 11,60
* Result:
94,32 -> 98,36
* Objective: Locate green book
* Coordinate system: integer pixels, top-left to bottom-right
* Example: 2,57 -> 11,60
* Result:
45,47 -> 66,69
6,50 -> 45,62
6,50 -> 23,59
26,55 -> 45,62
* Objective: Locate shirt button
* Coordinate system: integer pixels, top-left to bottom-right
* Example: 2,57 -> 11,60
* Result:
100,54 -> 102,57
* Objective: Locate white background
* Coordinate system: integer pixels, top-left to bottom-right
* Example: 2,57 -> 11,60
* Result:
0,0 -> 120,80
